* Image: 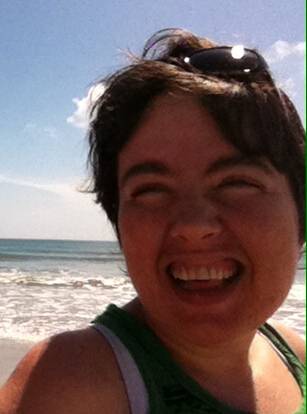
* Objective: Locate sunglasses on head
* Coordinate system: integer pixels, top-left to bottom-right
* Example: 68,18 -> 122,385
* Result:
143,28 -> 269,78
183,46 -> 269,76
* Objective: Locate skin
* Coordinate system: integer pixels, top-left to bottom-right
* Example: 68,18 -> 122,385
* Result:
0,93 -> 305,414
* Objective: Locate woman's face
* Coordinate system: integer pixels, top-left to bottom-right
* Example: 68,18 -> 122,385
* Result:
117,93 -> 301,344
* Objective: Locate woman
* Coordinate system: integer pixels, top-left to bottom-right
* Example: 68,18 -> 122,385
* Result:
0,28 -> 305,414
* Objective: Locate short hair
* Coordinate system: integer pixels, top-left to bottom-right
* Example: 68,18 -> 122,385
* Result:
87,28 -> 305,241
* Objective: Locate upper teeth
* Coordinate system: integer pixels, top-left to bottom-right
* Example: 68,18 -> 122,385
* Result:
170,265 -> 236,281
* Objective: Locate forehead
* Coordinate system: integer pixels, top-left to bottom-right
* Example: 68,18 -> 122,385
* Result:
118,93 -> 240,170
135,93 -> 220,141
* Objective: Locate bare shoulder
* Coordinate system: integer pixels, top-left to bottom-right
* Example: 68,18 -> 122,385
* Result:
269,320 -> 305,364
0,328 -> 130,414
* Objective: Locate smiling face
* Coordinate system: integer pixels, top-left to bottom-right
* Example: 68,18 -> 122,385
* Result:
117,93 -> 301,344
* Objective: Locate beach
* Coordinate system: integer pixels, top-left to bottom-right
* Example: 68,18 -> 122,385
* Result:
0,339 -> 33,386
0,239 -> 305,386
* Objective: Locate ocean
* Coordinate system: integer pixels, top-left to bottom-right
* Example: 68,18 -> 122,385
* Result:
0,238 -> 305,342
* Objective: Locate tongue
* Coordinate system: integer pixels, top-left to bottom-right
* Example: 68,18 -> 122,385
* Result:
176,279 -> 225,290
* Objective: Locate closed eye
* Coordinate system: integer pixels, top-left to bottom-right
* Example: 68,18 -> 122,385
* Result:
218,178 -> 264,190
131,185 -> 169,198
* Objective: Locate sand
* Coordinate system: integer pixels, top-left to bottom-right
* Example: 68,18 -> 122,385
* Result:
0,339 -> 34,386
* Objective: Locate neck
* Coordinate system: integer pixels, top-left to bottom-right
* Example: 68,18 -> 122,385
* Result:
124,298 -> 260,385
156,325 -> 258,380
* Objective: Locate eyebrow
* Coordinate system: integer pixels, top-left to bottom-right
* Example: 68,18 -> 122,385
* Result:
205,155 -> 274,176
120,155 -> 274,187
119,161 -> 171,187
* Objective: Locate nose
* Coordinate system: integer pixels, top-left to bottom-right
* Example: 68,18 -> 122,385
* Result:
169,199 -> 223,242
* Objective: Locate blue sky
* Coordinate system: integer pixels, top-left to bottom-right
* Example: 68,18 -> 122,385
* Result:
0,0 -> 305,240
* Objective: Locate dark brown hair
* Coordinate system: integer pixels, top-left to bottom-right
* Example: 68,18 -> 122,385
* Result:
87,28 -> 305,241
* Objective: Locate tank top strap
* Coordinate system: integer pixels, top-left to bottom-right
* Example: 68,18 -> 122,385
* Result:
92,323 -> 149,414
258,322 -> 305,394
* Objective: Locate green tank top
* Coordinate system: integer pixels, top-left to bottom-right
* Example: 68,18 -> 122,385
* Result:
93,305 -> 305,414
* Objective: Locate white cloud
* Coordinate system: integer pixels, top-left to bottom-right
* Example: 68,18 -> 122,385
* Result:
264,40 -> 305,64
67,83 -> 106,129
263,40 -> 305,119
278,77 -> 296,98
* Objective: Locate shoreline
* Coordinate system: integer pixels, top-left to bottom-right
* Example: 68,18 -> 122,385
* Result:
0,339 -> 34,386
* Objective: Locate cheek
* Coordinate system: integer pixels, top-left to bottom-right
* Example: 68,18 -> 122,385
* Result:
118,203 -> 166,269
118,204 -> 169,301
226,198 -> 299,320
225,194 -> 300,267
231,195 -> 299,278
225,193 -> 298,238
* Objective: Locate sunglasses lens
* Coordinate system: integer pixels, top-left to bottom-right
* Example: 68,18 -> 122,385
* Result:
189,48 -> 264,74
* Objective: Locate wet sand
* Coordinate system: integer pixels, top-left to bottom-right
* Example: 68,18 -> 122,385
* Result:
0,339 -> 34,386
